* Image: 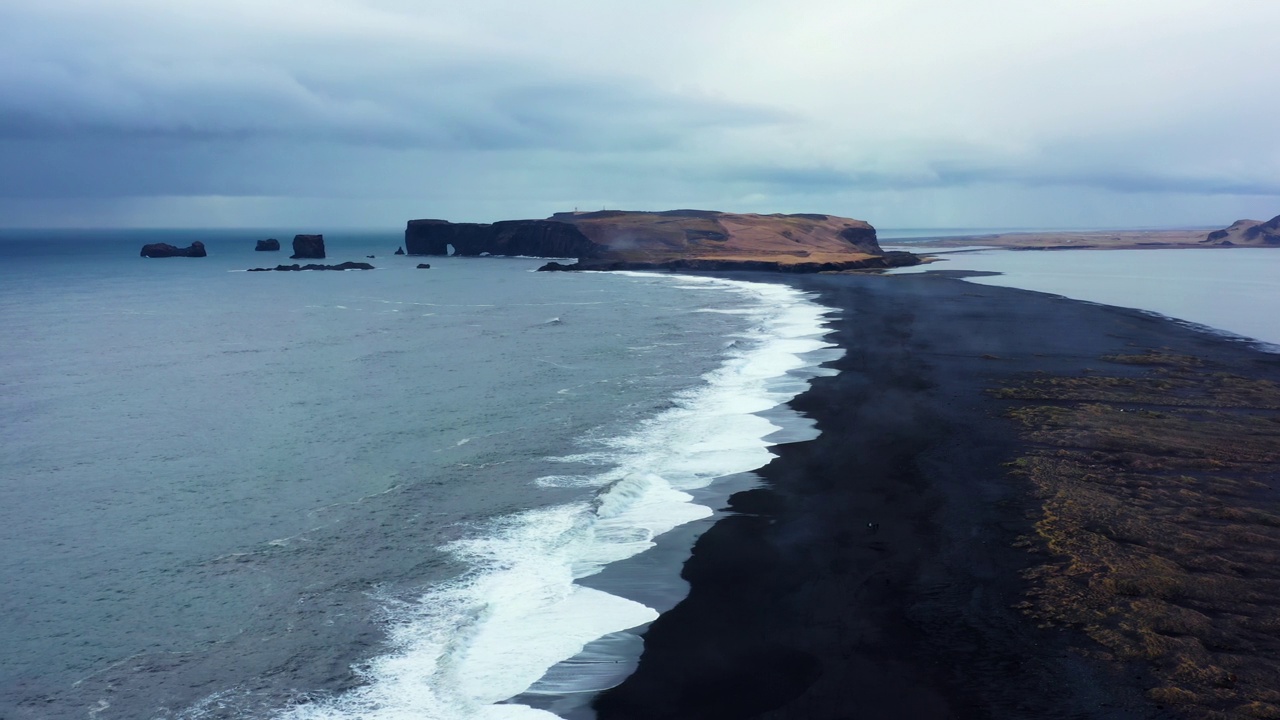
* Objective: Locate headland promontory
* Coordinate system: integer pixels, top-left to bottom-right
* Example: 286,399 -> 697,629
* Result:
404,210 -> 921,272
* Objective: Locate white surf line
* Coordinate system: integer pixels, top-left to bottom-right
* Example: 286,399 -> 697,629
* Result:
276,273 -> 841,720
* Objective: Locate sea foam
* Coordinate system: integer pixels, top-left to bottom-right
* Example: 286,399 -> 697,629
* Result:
278,274 -> 839,720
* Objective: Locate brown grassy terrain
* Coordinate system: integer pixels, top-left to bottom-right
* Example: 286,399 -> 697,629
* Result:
548,210 -> 881,263
995,350 -> 1280,719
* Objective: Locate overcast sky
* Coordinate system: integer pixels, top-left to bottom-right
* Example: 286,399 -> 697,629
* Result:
2,0 -> 1278,228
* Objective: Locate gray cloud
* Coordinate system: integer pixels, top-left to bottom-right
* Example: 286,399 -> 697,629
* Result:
2,0 -> 1279,227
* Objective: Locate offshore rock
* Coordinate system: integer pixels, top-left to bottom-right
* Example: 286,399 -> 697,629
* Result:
290,234 -> 326,259
394,247 -> 405,255
247,262 -> 374,271
536,261 -> 578,272
416,263 -> 431,269
141,241 -> 206,258
404,219 -> 600,258
255,238 -> 281,251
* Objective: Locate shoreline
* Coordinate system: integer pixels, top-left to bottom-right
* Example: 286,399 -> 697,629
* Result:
886,228 -> 1219,251
593,272 -> 1280,719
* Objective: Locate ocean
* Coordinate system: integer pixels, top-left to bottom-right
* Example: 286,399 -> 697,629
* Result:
9,227 -> 1279,720
0,230 -> 840,719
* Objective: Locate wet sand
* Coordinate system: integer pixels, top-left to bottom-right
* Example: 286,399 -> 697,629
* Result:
593,271 -> 1280,719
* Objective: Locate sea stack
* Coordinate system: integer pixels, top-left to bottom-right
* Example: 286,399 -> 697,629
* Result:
140,241 -> 207,258
255,238 -> 281,251
290,234 -> 325,259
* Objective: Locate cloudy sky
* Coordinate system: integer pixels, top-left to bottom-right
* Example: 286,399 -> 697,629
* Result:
2,0 -> 1278,228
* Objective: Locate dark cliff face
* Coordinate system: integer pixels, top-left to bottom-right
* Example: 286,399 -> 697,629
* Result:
838,225 -> 878,250
404,220 -> 601,259
291,234 -> 326,259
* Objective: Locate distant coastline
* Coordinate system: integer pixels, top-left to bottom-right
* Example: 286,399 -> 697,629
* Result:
883,213 -> 1280,251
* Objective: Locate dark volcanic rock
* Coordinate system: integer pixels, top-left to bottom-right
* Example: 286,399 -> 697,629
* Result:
394,247 -> 405,255
255,238 -> 280,251
536,261 -> 579,272
839,225 -> 878,246
247,262 -> 373,272
141,241 -> 206,258
404,219 -> 600,258
290,234 -> 326,259
416,263 -> 431,269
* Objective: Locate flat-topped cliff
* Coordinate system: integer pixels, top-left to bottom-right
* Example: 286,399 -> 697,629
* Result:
404,210 -> 915,271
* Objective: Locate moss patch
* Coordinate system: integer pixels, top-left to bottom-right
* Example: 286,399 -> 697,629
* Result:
996,350 -> 1280,719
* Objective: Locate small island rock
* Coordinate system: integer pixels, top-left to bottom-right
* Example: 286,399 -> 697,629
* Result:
416,263 -> 431,269
290,234 -> 326,259
255,238 -> 280,251
141,241 -> 206,258
394,247 -> 405,255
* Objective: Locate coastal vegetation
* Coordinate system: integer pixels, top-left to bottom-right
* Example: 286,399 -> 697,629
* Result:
997,350 -> 1280,719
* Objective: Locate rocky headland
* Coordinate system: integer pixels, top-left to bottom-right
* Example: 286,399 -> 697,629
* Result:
404,210 -> 921,272
140,241 -> 207,258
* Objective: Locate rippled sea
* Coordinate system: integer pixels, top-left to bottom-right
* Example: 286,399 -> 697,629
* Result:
0,230 -> 840,719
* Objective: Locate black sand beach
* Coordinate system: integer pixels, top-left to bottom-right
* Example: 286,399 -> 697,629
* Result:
594,272 -> 1280,720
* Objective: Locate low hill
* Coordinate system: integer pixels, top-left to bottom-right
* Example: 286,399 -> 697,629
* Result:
1203,215 -> 1280,246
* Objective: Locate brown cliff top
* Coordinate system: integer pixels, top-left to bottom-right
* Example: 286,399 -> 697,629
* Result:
548,210 -> 880,263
